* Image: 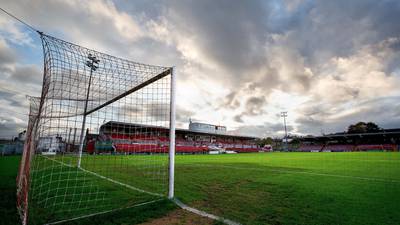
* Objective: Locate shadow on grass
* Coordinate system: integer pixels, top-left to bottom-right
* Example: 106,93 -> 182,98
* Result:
33,199 -> 177,225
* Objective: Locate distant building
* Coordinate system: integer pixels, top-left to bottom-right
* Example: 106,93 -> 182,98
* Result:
188,119 -> 227,134
0,130 -> 25,155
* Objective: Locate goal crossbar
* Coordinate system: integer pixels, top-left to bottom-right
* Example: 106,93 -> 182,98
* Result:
85,68 -> 173,116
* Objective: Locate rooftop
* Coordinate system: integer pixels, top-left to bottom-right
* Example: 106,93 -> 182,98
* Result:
100,121 -> 258,140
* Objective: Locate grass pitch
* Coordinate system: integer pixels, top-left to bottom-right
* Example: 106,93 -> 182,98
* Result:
0,155 -> 177,225
175,152 -> 400,225
2,152 -> 400,225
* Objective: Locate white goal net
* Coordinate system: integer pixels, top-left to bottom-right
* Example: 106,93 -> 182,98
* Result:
17,33 -> 176,225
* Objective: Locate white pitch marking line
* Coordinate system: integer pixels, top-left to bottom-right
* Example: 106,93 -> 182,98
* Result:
42,155 -> 162,197
43,156 -> 240,225
185,163 -> 400,184
173,198 -> 241,225
45,199 -> 164,225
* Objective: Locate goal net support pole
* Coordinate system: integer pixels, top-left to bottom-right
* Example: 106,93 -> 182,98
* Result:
168,67 -> 176,199
77,54 -> 99,168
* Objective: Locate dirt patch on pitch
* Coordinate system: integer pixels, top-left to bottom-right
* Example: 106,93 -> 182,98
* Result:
139,208 -> 214,225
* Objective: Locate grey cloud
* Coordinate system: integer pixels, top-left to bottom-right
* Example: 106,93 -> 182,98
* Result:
295,96 -> 400,135
220,91 -> 241,110
287,0 -> 400,66
233,114 -> 243,123
0,40 -> 16,65
231,95 -> 267,124
119,105 -> 141,118
0,40 -> 35,138
0,90 -> 26,108
0,89 -> 15,99
0,115 -> 26,138
1,0 -> 400,138
245,96 -> 266,116
232,122 -> 293,138
251,68 -> 280,91
1,0 -> 143,58
295,116 -> 327,135
118,103 -> 170,122
147,103 -> 169,121
11,64 -> 42,85
165,0 -> 270,78
230,124 -> 268,137
159,0 -> 400,133
0,36 -> 42,88
176,106 -> 194,123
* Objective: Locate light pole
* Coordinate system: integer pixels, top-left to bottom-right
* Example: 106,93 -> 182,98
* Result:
280,111 -> 288,151
77,54 -> 99,168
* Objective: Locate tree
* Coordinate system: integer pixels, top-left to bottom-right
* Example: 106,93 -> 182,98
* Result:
347,122 -> 381,133
365,122 -> 381,133
290,137 -> 301,145
348,122 -> 367,133
256,137 -> 274,146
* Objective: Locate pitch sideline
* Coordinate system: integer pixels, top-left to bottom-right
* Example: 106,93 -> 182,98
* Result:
185,163 -> 400,184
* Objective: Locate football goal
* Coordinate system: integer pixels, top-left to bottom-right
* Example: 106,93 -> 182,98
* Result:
16,33 -> 176,225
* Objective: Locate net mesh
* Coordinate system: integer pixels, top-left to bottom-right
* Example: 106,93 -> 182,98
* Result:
17,33 -> 173,224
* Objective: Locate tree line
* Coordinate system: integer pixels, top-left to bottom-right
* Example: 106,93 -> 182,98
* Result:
257,121 -> 382,147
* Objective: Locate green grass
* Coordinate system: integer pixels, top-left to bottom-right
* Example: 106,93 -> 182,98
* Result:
2,152 -> 400,225
28,154 -> 170,224
0,155 -> 177,225
175,152 -> 400,225
0,156 -> 21,225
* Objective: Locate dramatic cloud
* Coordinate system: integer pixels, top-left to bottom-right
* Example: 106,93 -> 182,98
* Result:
0,0 -> 400,138
0,38 -> 16,64
230,122 -> 294,138
176,106 -> 195,123
118,103 -> 170,122
0,115 -> 26,138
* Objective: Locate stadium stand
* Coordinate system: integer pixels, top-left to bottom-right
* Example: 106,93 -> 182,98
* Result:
355,144 -> 397,152
298,144 -> 324,152
86,121 -> 262,154
323,144 -> 354,152
298,128 -> 400,152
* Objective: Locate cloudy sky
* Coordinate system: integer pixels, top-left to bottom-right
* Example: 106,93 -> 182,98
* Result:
0,0 -> 400,138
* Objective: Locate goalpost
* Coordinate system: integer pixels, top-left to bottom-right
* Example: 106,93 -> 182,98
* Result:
17,33 -> 176,225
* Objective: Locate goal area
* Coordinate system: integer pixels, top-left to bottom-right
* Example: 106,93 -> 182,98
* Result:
16,33 -> 176,225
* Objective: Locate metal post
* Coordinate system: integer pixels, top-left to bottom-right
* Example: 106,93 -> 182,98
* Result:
168,67 -> 176,199
67,128 -> 71,151
281,112 -> 288,151
78,54 -> 99,168
72,127 -> 77,149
